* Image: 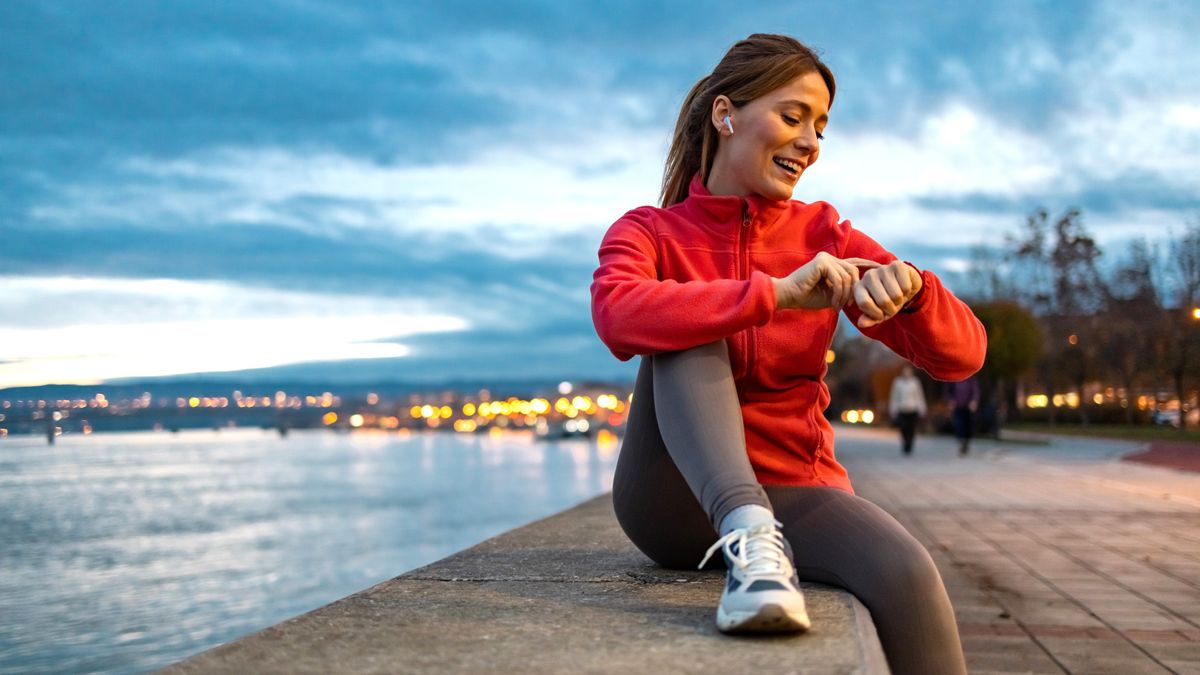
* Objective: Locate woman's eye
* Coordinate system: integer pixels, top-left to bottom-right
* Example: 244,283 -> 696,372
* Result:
816,130 -> 826,140
782,114 -> 800,125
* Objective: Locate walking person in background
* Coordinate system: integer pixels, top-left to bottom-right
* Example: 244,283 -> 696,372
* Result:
590,34 -> 985,674
946,376 -> 980,456
888,364 -> 926,455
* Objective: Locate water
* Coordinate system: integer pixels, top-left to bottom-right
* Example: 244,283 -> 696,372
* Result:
0,428 -> 620,674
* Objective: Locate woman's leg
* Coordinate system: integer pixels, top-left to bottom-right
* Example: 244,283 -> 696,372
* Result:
764,485 -> 968,675
611,355 -> 717,569
611,340 -> 771,568
612,342 -> 810,633
650,340 -> 772,530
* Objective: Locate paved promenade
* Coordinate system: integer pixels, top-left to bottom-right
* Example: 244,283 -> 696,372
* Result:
835,425 -> 1200,674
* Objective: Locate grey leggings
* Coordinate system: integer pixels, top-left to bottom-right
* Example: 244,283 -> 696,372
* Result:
612,341 -> 967,675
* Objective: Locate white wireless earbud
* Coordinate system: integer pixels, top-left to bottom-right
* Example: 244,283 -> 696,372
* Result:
723,115 -> 734,135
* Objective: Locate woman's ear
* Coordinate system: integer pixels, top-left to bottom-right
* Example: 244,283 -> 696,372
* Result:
711,95 -> 734,135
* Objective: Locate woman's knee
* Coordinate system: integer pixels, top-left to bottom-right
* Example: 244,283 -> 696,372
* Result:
894,540 -> 943,590
612,497 -> 715,570
652,339 -> 731,370
788,492 -> 945,601
860,536 -> 945,605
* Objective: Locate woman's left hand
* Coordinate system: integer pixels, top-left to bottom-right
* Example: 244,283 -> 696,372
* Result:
853,261 -> 923,328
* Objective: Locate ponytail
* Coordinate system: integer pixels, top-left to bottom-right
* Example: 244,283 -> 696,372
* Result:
660,75 -> 717,207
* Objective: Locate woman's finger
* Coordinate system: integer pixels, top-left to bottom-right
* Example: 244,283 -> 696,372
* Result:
904,263 -> 923,298
840,260 -> 861,306
880,268 -> 905,308
840,259 -> 864,282
844,257 -> 881,267
837,268 -> 853,307
845,268 -> 858,305
892,262 -> 914,297
825,263 -> 840,307
862,272 -> 895,317
854,281 -> 883,321
857,314 -> 878,329
825,258 -> 847,308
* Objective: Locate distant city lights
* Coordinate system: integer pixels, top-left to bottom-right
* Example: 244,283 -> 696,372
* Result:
840,409 -> 875,425
0,383 -> 643,441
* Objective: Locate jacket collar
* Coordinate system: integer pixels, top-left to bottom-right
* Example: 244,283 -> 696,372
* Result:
677,173 -> 792,232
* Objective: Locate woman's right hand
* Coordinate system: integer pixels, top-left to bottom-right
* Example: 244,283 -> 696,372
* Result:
773,253 -> 880,310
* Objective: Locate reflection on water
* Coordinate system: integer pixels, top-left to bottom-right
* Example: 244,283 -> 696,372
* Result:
0,428 -> 620,674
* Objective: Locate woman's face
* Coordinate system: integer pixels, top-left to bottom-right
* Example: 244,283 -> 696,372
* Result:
710,71 -> 830,201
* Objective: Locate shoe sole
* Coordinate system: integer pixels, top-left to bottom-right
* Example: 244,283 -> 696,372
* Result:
717,603 -> 811,634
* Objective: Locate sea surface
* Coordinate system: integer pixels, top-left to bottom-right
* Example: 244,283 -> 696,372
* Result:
0,427 -> 620,674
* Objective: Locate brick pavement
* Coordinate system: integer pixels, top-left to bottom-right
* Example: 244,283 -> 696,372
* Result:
834,425 -> 1200,675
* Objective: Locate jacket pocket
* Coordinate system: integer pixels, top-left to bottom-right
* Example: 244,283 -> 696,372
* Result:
753,309 -> 836,391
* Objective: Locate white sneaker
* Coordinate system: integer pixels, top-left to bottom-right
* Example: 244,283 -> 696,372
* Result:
698,519 -> 811,634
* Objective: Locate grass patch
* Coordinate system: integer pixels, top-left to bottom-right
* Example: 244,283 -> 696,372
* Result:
991,433 -> 1051,446
1006,422 -> 1200,445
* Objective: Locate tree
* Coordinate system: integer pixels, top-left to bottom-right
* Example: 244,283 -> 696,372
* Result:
1049,208 -> 1105,315
972,300 -> 1043,429
1006,208 -> 1054,314
1101,239 -> 1162,423
1008,207 -> 1106,424
964,243 -> 1015,302
1164,218 -> 1200,429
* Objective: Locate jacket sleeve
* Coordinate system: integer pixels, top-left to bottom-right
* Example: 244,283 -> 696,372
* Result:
839,224 -> 986,382
590,212 -> 777,361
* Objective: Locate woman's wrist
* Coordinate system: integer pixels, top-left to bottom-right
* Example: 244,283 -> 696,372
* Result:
898,263 -> 926,314
772,277 -> 796,310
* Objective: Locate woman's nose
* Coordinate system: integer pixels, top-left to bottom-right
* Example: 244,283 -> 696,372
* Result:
793,128 -> 819,152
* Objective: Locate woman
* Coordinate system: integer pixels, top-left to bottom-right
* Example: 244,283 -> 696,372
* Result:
889,364 -> 928,455
589,34 -> 985,674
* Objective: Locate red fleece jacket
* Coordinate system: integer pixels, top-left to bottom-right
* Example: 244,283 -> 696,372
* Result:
590,174 -> 986,491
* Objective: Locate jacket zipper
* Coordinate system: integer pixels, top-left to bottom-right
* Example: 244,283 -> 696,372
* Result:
738,201 -> 749,277
740,201 -> 756,378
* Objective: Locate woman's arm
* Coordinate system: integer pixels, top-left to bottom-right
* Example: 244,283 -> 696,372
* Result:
840,227 -> 986,382
590,213 -> 777,361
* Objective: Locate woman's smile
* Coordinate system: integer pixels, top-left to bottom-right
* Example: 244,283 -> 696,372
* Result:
772,155 -> 806,183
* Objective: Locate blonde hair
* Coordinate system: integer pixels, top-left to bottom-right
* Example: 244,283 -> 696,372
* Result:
660,34 -> 836,207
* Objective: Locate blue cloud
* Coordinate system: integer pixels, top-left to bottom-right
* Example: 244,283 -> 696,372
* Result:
914,172 -> 1200,219
2,0 -> 1197,385
0,218 -> 596,295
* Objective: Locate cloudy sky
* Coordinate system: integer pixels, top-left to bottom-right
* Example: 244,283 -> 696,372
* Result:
1,1 -> 1198,388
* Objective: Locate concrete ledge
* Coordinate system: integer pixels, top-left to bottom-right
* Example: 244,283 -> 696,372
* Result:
162,494 -> 888,674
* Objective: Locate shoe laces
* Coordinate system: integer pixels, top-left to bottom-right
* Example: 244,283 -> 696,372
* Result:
698,519 -> 792,576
